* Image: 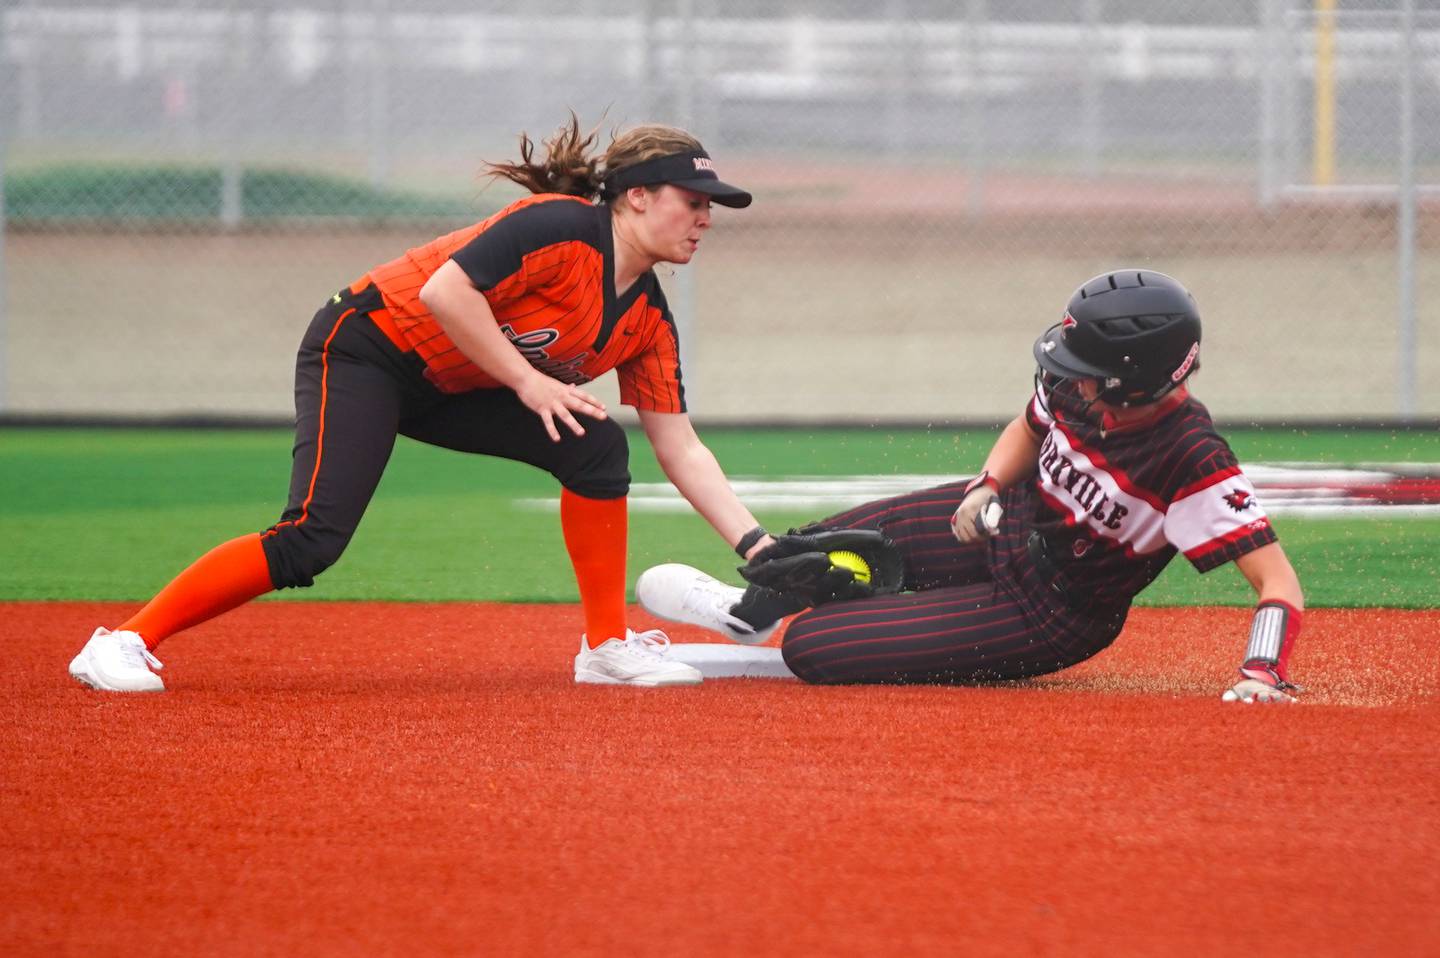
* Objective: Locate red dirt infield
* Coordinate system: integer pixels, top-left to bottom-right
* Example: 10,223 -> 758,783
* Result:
5,601 -> 1437,957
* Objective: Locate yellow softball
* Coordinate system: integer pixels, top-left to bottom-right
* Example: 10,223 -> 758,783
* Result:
828,549 -> 872,585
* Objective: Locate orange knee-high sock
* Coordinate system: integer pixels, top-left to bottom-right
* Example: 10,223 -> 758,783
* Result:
560,489 -> 628,649
120,533 -> 275,649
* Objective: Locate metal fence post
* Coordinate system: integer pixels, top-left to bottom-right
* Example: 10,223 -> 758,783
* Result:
1279,5 -> 1298,195
369,0 -> 391,189
0,93 -> 8,412
220,7 -> 249,230
673,0 -> 698,406
0,9 -> 13,413
1397,0 -> 1418,418
965,0 -> 987,220
637,0 -> 656,120
885,0 -> 910,158
17,0 -> 40,142
1312,0 -> 1337,187
1258,0 -> 1283,208
1081,0 -> 1104,178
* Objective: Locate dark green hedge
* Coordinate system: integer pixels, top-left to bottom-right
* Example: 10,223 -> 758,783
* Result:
4,165 -> 483,221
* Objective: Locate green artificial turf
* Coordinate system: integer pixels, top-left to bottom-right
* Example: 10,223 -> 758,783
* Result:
3,426 -> 1437,607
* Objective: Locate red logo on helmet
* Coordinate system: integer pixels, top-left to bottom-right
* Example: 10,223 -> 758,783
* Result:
1062,312 -> 1078,330
1170,341 -> 1199,382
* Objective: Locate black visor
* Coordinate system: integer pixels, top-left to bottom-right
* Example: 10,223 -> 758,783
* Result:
603,149 -> 752,208
1033,322 -> 1112,380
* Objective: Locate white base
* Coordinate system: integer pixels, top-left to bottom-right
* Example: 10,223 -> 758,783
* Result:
667,644 -> 796,680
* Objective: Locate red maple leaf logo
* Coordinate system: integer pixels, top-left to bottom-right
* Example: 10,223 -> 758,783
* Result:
1223,490 -> 1254,512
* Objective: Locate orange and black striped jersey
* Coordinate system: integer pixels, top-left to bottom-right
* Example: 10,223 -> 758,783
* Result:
364,194 -> 686,412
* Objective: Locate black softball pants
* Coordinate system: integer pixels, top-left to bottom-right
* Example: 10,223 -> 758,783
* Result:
780,483 -> 1080,685
259,285 -> 629,589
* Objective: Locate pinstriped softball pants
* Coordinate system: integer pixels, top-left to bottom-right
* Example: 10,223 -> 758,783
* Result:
780,482 -> 1071,685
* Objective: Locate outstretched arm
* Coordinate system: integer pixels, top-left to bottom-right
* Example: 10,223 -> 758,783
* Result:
637,409 -> 775,560
952,414 -> 1043,544
1223,542 -> 1306,703
979,413 -> 1046,490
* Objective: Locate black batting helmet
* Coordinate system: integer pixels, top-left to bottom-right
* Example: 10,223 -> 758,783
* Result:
1033,268 -> 1202,407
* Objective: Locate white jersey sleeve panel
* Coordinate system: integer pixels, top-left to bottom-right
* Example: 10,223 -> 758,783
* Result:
1165,466 -> 1271,564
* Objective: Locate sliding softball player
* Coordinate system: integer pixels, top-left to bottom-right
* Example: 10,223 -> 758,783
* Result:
640,269 -> 1305,702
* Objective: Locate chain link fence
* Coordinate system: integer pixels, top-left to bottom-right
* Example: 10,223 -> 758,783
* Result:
2,0 -> 1437,423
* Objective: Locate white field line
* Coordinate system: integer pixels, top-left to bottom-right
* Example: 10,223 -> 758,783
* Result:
518,464 -> 1440,517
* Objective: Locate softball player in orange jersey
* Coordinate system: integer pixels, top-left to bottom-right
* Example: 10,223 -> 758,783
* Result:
69,117 -> 780,691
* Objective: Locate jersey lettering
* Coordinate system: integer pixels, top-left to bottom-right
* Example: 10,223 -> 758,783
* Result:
1103,501 -> 1129,529
1037,430 -> 1169,554
500,323 -> 592,385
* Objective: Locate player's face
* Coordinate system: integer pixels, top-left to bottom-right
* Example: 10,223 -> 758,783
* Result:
641,185 -> 713,264
1035,370 -> 1105,425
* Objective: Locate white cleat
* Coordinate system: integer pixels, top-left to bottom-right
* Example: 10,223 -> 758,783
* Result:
69,627 -> 165,693
574,629 -> 703,687
636,563 -> 778,646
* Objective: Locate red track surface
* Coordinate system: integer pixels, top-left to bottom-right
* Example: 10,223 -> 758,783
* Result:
5,602 -> 1438,957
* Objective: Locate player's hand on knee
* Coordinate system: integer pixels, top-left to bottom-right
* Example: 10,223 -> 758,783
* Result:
952,473 -> 1002,545
517,373 -> 608,441
1221,661 -> 1301,704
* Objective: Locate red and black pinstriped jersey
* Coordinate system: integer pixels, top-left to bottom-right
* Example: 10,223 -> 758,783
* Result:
990,379 -> 1277,639
364,194 -> 686,412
